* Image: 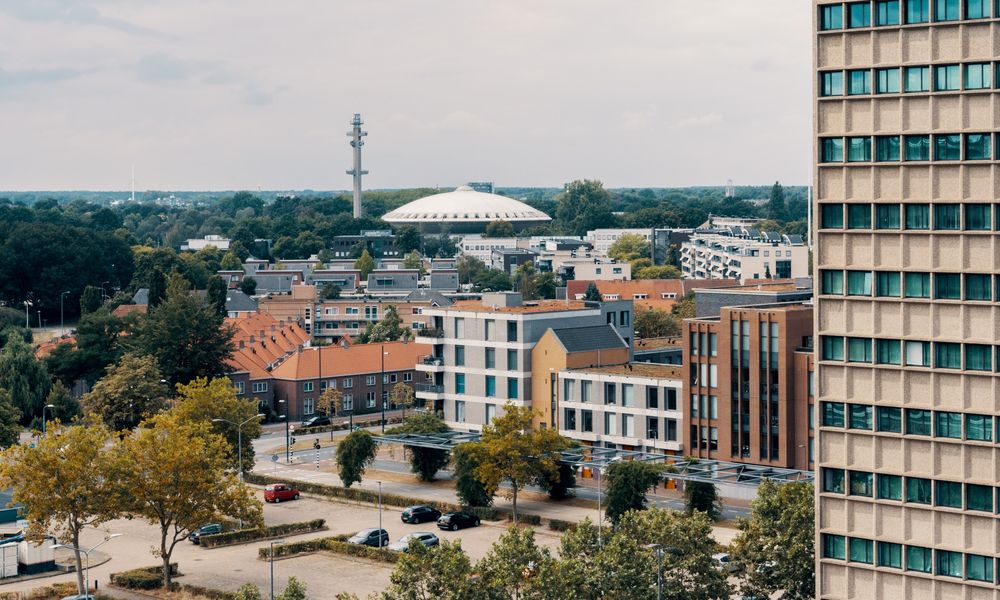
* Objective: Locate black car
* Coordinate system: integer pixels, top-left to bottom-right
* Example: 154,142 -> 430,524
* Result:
188,523 -> 222,544
401,505 -> 442,524
301,415 -> 332,428
347,528 -> 389,547
437,512 -> 480,531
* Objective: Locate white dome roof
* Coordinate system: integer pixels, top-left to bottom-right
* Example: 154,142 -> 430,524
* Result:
382,186 -> 551,224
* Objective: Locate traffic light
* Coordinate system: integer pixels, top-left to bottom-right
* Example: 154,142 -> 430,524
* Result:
291,436 -> 296,445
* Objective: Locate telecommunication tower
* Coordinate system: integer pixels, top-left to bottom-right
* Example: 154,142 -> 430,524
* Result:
346,113 -> 368,218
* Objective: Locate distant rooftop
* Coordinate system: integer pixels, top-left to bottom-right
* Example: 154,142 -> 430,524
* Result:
550,325 -> 627,353
568,362 -> 683,380
635,337 -> 682,351
449,299 -> 592,314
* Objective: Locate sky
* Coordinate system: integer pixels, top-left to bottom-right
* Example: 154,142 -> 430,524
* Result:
0,1 -> 812,192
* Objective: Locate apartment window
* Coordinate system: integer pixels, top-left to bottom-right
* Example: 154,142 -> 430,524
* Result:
904,204 -> 930,229
563,408 -> 576,430
904,67 -> 930,92
820,4 -> 844,29
582,410 -> 593,432
621,384 -> 634,408
821,203 -> 844,228
507,378 -> 518,400
455,373 -> 465,394
849,405 -> 873,430
847,70 -> 871,95
905,341 -> 931,367
965,64 -> 991,91
343,377 -> 353,388
935,65 -> 961,91
876,272 -> 901,297
876,0 -> 902,24
563,379 -> 575,402
936,550 -> 963,578
965,204 -> 992,231
878,542 -> 903,569
846,271 -> 872,296
665,418 -> 677,441
966,483 -> 994,512
935,342 -> 962,369
823,534 -> 846,560
252,382 -> 268,393
906,0 -> 930,22
485,376 -> 496,397
876,339 -> 901,365
822,468 -> 845,494
967,0 -> 990,17
849,471 -> 873,497
934,273 -> 961,299
907,546 -> 933,573
967,554 -> 994,582
455,345 -> 465,366
822,402 -> 845,427
507,349 -> 517,370
581,380 -> 591,403
454,317 -> 464,337
821,138 -> 844,163
875,68 -> 901,94
878,474 -> 903,500
484,320 -> 495,340
366,392 -> 376,408
966,344 -> 993,371
847,338 -> 872,363
906,477 -> 932,504
485,348 -> 495,369
709,334 -> 717,356
403,372 -> 412,382
848,2 -> 872,26
366,375 -> 376,386
342,394 -> 353,410
507,321 -> 518,342
822,336 -> 844,361
303,381 -> 314,393
846,204 -> 871,229
821,71 -> 843,96
904,135 -> 930,161
934,480 -> 962,509
666,388 -> 677,410
935,411 -> 962,438
934,134 -> 961,160
849,539 -> 874,564
234,381 -> 245,395
485,404 -> 496,425
874,137 -> 900,164
605,383 -> 617,405
604,413 -> 618,436
847,137 -> 871,161
935,0 -> 960,19
456,400 -> 466,423
906,409 -> 932,435
904,272 -> 931,298
303,398 -> 314,415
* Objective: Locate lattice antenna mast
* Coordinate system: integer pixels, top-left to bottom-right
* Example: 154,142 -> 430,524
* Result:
346,113 -> 369,218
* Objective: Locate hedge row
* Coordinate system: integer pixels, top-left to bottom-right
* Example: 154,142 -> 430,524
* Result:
295,415 -> 404,435
199,519 -> 326,548
548,519 -> 577,532
0,582 -> 105,600
176,583 -> 239,599
244,473 -> 501,521
508,513 -> 542,526
109,563 -> 179,590
258,534 -> 398,564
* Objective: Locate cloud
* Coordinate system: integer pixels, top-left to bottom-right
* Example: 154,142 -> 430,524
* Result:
0,0 -> 162,36
0,66 -> 86,91
672,113 -> 724,129
621,105 -> 658,130
133,53 -> 275,105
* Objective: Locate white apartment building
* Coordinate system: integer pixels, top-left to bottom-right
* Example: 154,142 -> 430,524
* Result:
182,235 -> 231,252
680,231 -> 808,283
585,228 -> 655,255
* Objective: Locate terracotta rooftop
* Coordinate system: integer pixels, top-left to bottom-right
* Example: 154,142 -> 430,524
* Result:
34,335 -> 76,359
567,362 -> 683,380
635,337 -> 682,350
270,341 -> 429,380
112,304 -> 147,318
701,279 -> 805,293
449,299 -> 591,314
226,312 -> 310,379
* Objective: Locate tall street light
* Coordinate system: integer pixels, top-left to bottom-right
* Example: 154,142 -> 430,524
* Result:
269,539 -> 286,600
41,403 -> 55,437
645,543 -> 664,600
51,533 -> 122,597
212,413 -> 265,482
59,291 -> 70,338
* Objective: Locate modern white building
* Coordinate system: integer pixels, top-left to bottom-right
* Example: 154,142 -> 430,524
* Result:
585,228 -> 656,255
182,235 -> 231,252
680,230 -> 807,283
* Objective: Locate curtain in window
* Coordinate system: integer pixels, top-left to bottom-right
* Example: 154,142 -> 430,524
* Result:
875,204 -> 901,228
966,0 -> 989,19
905,272 -> 931,297
935,411 -> 962,437
821,204 -> 844,228
849,405 -> 872,429
964,203 -> 991,229
935,0 -> 960,20
876,1 -> 901,25
876,272 -> 901,297
822,71 -> 844,96
875,136 -> 901,161
821,270 -> 844,295
905,341 -> 930,366
965,345 -> 992,371
906,546 -> 933,572
849,471 -> 873,496
820,5 -> 844,29
847,137 -> 871,161
877,339 -> 902,364
937,550 -> 963,578
846,204 -> 872,228
822,336 -> 844,361
822,138 -> 844,162
966,483 -> 994,511
967,554 -> 994,582
823,402 -> 845,427
823,535 -> 846,560
906,0 -> 930,23
935,481 -> 962,507
906,409 -> 932,435
966,274 -> 992,300
934,273 -> 961,299
878,542 -> 902,568
933,204 -> 960,230
849,539 -> 873,564
823,468 -> 845,493
906,477 -> 932,503
848,2 -> 871,26
847,338 -> 872,362
905,204 -> 930,229
934,135 -> 961,160
878,474 -> 903,499
848,71 -> 871,95
847,271 -> 872,295
935,343 -> 962,369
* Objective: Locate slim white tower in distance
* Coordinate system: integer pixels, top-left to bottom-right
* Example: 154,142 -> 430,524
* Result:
346,113 -> 368,218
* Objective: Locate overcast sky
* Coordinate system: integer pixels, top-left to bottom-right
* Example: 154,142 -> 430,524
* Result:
0,1 -> 812,192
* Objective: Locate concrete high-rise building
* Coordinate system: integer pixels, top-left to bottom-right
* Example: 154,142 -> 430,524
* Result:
815,1 -> 1000,596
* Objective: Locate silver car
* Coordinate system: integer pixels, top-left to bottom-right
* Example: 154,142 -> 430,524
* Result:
388,532 -> 440,552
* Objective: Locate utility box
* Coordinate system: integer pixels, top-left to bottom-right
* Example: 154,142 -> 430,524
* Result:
0,542 -> 17,578
18,536 -> 56,575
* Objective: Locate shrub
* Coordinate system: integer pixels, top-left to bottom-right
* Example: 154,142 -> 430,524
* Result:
200,519 -> 326,548
110,564 -> 179,590
179,584 -> 239,599
548,519 -> 576,532
508,513 -> 542,525
257,534 -> 398,564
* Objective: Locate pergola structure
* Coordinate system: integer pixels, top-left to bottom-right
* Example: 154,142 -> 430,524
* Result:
376,433 -> 813,486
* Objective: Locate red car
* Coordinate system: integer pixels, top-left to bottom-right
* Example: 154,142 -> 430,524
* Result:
264,483 -> 300,503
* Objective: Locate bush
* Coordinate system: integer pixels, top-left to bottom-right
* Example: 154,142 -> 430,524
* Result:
244,473 -> 502,520
200,519 -> 326,548
508,513 -> 542,525
0,582 -> 102,600
548,519 -> 576,532
178,584 -> 239,599
296,415 -> 404,435
110,564 -> 179,589
258,534 -> 398,564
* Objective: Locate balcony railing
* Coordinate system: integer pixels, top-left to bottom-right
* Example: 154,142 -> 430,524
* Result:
420,355 -> 444,366
416,327 -> 444,339
415,383 -> 444,394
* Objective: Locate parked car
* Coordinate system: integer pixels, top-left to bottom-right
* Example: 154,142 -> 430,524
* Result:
388,532 -> 440,552
61,595 -> 96,600
188,523 -> 223,544
301,415 -> 332,428
263,483 -> 300,503
437,512 -> 480,531
401,505 -> 442,524
347,528 -> 389,547
713,553 -> 738,573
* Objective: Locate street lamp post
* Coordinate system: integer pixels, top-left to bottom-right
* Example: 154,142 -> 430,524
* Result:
645,544 -> 664,600
23,299 -> 31,328
269,539 -> 286,600
51,533 -> 122,598
59,291 -> 70,338
41,403 -> 55,437
212,413 -> 265,483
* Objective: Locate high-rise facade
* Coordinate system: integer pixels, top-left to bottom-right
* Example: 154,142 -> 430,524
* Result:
815,1 -> 1000,596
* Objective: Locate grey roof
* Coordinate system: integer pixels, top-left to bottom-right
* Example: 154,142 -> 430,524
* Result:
193,289 -> 258,312
550,324 -> 627,353
403,289 -> 454,306
132,288 -> 149,305
784,234 -> 804,245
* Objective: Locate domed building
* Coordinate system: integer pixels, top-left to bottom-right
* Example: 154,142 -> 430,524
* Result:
381,186 -> 551,233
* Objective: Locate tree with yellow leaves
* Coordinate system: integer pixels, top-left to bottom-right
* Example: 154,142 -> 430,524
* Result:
172,377 -> 262,474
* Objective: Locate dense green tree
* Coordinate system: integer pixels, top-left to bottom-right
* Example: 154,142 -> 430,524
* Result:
45,308 -> 128,386
239,276 -> 257,296
484,220 -> 515,237
278,577 -> 307,600
44,380 -> 80,424
556,180 -> 616,236
604,459 -> 664,525
683,478 -> 723,521
336,429 -> 378,488
731,480 -> 815,600
394,225 -> 422,254
423,233 -> 457,258
583,282 -> 602,302
537,462 -> 577,500
635,265 -> 681,280
0,391 -> 21,449
768,181 -> 786,222
220,251 -> 243,271
672,292 -> 696,319
478,527 -> 550,598
172,377 -> 262,473
228,240 -> 251,262
634,307 -> 680,338
80,286 -> 102,315
0,332 -> 50,424
607,233 -> 650,263
456,255 -> 487,285
514,263 -> 539,300
147,268 -> 167,308
453,443 -> 493,507
356,304 -> 408,343
472,269 -> 513,292
381,539 -> 485,600
535,271 -> 558,300
389,412 -> 451,481
354,249 -> 376,280
321,282 -> 341,299
129,274 -> 234,386
81,353 -> 169,431
206,275 -> 228,317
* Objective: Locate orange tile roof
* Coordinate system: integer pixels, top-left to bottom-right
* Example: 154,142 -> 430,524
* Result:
226,312 -> 310,379
112,304 -> 148,317
270,341 -> 429,380
34,335 -> 76,359
450,299 -> 590,314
